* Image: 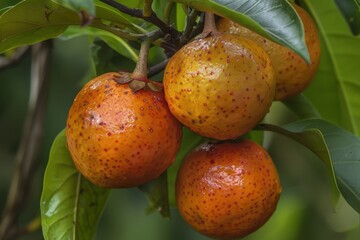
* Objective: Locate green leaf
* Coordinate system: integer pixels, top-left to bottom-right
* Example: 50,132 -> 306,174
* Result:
138,171 -> 170,218
168,127 -> 207,206
0,6 -> 11,16
41,130 -> 110,240
244,130 -> 264,146
0,0 -> 80,53
61,26 -> 138,62
283,94 -> 321,119
176,4 -> 186,31
93,1 -> 146,33
53,0 -> 95,15
259,118 -> 360,213
173,0 -> 310,63
302,0 -> 360,136
90,40 -> 136,76
152,0 -> 170,23
334,0 -> 360,35
0,0 -> 148,54
114,0 -> 143,9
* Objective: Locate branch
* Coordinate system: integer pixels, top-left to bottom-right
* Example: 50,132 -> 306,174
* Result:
90,19 -> 141,41
148,59 -> 169,77
180,8 -> 200,45
99,0 -> 179,37
0,40 -> 52,240
189,12 -> 205,39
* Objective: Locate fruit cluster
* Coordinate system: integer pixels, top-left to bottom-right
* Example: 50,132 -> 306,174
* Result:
65,4 -> 319,239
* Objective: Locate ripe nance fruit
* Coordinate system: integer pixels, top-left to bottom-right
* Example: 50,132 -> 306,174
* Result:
66,72 -> 182,188
176,140 -> 282,239
217,4 -> 320,100
163,33 -> 275,140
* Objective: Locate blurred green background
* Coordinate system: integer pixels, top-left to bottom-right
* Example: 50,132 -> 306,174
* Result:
0,0 -> 359,240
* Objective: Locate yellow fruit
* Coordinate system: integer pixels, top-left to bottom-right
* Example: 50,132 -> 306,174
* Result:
163,33 -> 275,140
66,72 -> 182,188
176,140 -> 282,239
218,5 -> 321,100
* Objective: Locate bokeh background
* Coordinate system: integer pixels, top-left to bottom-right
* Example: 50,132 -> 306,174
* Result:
1,0 -> 359,239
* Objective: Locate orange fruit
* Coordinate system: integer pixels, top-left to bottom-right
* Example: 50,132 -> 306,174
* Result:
176,140 -> 281,239
217,4 -> 321,100
163,33 -> 275,140
66,72 -> 182,188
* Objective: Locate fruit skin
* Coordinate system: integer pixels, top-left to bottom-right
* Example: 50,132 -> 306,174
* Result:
163,33 -> 275,140
217,5 -> 320,100
66,72 -> 182,188
176,140 -> 281,239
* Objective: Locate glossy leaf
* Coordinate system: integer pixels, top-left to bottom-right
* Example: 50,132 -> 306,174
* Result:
302,0 -> 360,136
53,0 -> 95,16
93,1 -> 146,33
283,94 -> 321,119
0,0 -> 80,53
153,0 -> 170,22
94,0 -> 157,33
90,40 -> 136,78
334,0 -> 360,35
41,130 -> 110,240
173,0 -> 310,63
176,4 -> 187,31
61,26 -> 139,62
0,6 -> 11,16
138,171 -> 170,218
259,118 -> 360,213
168,127 -> 207,206
0,0 -> 147,54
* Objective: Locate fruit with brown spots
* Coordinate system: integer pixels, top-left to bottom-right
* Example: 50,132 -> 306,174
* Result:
217,4 -> 320,100
176,140 -> 281,239
66,72 -> 182,188
163,33 -> 275,140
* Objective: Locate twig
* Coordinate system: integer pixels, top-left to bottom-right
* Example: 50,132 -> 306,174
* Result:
0,46 -> 29,70
180,8 -> 200,45
148,59 -> 169,77
189,12 -> 205,39
156,39 -> 178,56
0,40 -> 52,240
99,0 -> 179,37
90,19 -> 142,41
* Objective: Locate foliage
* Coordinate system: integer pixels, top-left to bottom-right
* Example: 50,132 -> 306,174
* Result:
0,0 -> 359,239
41,130 -> 110,240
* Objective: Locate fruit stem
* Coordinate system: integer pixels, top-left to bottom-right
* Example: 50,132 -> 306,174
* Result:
203,12 -> 218,33
131,40 -> 151,81
131,31 -> 162,80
